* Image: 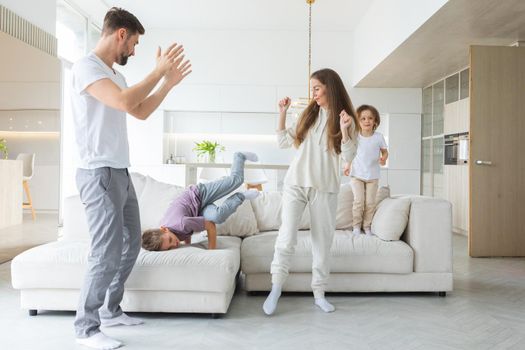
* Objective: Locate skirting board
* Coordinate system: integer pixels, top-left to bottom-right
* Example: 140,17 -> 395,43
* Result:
244,272 -> 453,292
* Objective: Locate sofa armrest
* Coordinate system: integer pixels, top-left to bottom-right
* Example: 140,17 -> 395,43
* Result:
397,195 -> 453,273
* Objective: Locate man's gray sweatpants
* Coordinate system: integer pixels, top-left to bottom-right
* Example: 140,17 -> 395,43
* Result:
74,168 -> 141,338
197,152 -> 247,224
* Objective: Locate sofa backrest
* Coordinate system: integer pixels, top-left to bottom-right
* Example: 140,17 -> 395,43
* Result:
62,172 -> 150,241
62,173 -> 391,240
250,183 -> 390,232
62,172 -> 259,240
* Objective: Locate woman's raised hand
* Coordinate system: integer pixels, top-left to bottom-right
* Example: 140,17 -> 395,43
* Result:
339,110 -> 353,130
278,97 -> 292,113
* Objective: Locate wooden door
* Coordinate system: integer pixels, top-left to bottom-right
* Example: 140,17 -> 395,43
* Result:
469,46 -> 525,257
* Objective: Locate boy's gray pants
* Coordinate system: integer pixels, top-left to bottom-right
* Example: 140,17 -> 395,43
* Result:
197,152 -> 247,224
74,167 -> 141,338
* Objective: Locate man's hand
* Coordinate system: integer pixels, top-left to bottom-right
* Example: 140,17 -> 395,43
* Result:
155,43 -> 184,76
164,55 -> 192,88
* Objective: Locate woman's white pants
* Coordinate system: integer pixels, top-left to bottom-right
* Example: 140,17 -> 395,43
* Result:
270,184 -> 337,298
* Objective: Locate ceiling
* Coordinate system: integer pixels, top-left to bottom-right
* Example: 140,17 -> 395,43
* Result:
356,0 -> 525,88
96,0 -> 371,31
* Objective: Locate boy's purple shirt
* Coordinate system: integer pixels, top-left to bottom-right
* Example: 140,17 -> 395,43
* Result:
159,185 -> 205,240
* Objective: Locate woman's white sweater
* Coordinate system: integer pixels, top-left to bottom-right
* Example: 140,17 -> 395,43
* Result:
277,108 -> 357,193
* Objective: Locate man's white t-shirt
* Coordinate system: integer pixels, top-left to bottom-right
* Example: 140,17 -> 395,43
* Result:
350,131 -> 387,181
70,52 -> 130,169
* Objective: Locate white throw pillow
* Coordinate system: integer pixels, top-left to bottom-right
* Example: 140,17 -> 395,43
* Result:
371,198 -> 411,241
376,185 -> 390,207
215,195 -> 259,237
139,176 -> 185,231
62,195 -> 90,241
250,191 -> 311,232
129,172 -> 147,198
336,183 -> 354,229
250,191 -> 282,231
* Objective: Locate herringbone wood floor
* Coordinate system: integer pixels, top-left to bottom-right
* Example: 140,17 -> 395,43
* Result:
1,234 -> 524,350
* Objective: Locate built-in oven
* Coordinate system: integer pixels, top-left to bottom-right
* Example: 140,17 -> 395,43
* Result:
444,132 -> 469,165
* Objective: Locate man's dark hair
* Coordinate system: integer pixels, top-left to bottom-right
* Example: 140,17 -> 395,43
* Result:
102,7 -> 145,35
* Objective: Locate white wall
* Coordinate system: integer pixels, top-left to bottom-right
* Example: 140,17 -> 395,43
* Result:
0,31 -> 61,212
0,0 -> 56,35
120,28 -> 421,195
120,28 -> 354,107
351,0 -> 448,86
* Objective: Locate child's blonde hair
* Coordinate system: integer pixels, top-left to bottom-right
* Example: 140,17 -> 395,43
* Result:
142,229 -> 164,251
356,104 -> 381,131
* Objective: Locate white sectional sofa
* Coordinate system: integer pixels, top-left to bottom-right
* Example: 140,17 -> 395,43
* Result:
242,195 -> 453,294
11,173 -> 452,317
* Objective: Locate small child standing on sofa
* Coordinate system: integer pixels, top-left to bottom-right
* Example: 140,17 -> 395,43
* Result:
142,151 -> 260,251
343,104 -> 388,236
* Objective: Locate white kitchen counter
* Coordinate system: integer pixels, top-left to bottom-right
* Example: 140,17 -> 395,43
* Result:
0,159 -> 23,228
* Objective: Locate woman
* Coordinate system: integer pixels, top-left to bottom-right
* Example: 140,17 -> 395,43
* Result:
263,68 -> 358,315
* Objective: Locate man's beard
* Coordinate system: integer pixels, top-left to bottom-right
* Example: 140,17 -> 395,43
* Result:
118,53 -> 129,66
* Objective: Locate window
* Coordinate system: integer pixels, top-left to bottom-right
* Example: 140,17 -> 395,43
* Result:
421,80 -> 445,198
88,23 -> 101,52
56,0 -> 97,221
56,0 -> 86,62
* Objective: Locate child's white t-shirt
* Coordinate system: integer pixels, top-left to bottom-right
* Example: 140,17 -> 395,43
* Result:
350,132 -> 387,181
70,52 -> 130,169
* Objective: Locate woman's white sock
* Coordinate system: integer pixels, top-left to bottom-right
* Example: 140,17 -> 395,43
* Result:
314,297 -> 335,313
263,284 -> 282,315
76,332 -> 122,350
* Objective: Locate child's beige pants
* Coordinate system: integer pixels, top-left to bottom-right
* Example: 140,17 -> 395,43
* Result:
350,177 -> 379,229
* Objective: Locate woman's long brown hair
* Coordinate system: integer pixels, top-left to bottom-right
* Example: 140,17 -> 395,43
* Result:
293,68 -> 358,154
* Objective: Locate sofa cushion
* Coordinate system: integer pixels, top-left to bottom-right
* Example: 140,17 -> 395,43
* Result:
62,173 -> 151,241
139,176 -> 185,231
130,172 -> 147,199
62,194 -> 90,241
249,191 -> 310,232
11,236 -> 241,293
336,184 -> 391,230
372,198 -> 411,241
215,197 -> 259,237
241,230 -> 413,274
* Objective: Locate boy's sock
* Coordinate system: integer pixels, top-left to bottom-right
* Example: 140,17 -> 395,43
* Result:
242,189 -> 260,200
100,313 -> 143,327
352,227 -> 362,236
76,332 -> 122,350
240,151 -> 258,162
364,227 -> 373,236
314,298 -> 336,313
263,284 -> 282,315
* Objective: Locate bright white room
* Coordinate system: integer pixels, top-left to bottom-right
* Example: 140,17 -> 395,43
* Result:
0,0 -> 524,349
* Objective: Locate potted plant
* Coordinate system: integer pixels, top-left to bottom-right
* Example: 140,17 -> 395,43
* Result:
192,140 -> 225,163
0,139 -> 8,159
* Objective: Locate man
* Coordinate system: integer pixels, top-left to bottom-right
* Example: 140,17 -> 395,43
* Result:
70,7 -> 191,350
